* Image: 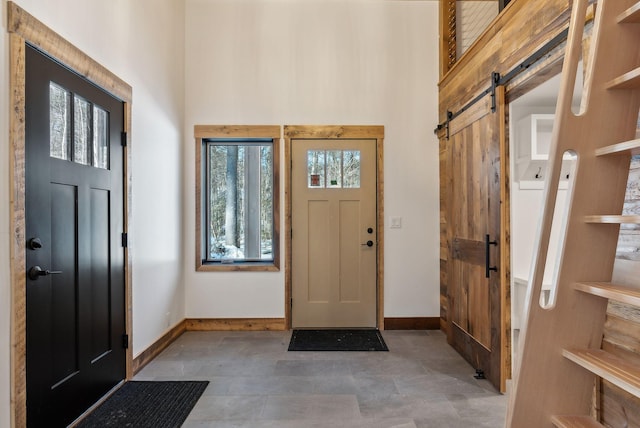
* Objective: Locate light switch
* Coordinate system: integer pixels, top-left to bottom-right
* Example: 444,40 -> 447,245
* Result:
390,216 -> 402,229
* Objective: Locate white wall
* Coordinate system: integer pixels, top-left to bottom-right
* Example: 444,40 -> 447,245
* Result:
183,0 -> 441,318
0,1 -> 185,425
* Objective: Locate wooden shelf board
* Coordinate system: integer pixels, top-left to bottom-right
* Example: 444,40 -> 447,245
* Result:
618,2 -> 640,23
573,282 -> 640,306
563,349 -> 640,398
606,67 -> 640,89
584,215 -> 640,224
595,138 -> 640,156
551,415 -> 604,428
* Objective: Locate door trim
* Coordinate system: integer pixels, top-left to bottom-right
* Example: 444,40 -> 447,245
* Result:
284,125 -> 385,330
7,3 -> 133,426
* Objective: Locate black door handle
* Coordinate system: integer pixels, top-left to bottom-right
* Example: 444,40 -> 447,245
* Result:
361,240 -> 374,247
28,266 -> 63,280
485,234 -> 498,278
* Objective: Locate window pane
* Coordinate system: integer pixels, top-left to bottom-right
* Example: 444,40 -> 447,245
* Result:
307,150 -> 325,188
260,146 -> 273,258
74,95 -> 91,165
49,82 -> 71,160
326,150 -> 342,188
343,150 -> 361,188
93,105 -> 109,169
206,142 -> 273,262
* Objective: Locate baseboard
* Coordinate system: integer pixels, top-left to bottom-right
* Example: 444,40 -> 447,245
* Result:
132,320 -> 187,375
384,317 -> 441,330
135,316 -> 427,375
185,318 -> 286,331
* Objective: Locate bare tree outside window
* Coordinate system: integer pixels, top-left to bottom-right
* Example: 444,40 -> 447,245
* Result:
205,141 -> 274,262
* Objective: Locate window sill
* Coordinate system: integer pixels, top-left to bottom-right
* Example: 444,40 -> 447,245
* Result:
196,261 -> 280,272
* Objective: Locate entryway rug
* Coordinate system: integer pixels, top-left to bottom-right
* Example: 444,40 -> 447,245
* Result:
288,329 -> 389,351
76,381 -> 209,428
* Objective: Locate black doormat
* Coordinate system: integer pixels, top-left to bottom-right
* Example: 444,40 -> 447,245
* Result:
76,381 -> 209,428
288,329 -> 388,351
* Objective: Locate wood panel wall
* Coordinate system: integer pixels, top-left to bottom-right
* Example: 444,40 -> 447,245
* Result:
439,0 -> 640,420
439,0 -> 573,340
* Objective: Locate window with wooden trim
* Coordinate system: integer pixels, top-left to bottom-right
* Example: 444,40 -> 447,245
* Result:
195,126 -> 280,271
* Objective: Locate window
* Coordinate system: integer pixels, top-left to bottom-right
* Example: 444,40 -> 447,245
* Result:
307,149 -> 361,188
49,81 -> 109,169
195,126 -> 280,271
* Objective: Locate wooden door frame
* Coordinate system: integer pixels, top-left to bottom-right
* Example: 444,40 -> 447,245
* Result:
7,3 -> 133,426
284,125 -> 385,330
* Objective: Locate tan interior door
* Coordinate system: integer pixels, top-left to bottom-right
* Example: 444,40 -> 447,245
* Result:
292,139 -> 377,328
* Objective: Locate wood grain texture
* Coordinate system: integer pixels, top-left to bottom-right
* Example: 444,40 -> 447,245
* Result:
185,318 -> 286,331
573,282 -> 640,306
194,125 -> 281,272
595,138 -> 640,156
600,379 -> 640,428
9,32 -> 27,428
440,0 -> 572,121
284,125 -> 384,140
283,125 -> 385,330
563,348 -> 640,398
7,1 -> 131,102
194,125 -> 280,139
7,3 -> 134,425
507,0 -> 640,424
584,215 -> 640,224
384,317 -> 440,330
132,321 -> 187,374
498,85 -> 512,391
444,100 -> 506,391
618,1 -> 640,24
605,66 -> 640,89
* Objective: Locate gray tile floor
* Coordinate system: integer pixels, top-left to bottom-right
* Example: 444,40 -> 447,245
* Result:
134,330 -> 507,427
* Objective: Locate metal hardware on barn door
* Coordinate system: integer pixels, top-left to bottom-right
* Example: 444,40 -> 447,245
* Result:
485,234 -> 498,278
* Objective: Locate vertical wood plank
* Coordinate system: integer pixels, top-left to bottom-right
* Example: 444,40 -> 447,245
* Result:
498,84 -> 512,392
9,31 -> 27,428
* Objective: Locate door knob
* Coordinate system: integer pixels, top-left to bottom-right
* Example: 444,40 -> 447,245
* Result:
361,240 -> 374,247
28,266 -> 63,280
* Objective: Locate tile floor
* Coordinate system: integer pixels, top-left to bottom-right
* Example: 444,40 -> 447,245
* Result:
134,330 -> 507,427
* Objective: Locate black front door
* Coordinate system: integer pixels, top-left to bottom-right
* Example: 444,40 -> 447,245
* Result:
25,45 -> 126,427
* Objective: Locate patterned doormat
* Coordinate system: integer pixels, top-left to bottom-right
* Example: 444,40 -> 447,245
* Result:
76,381 -> 209,427
288,329 -> 389,351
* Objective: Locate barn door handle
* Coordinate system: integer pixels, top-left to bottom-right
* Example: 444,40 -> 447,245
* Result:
485,234 -> 498,278
28,266 -> 63,280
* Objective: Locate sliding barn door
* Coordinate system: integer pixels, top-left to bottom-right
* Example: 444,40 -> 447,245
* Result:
441,93 -> 509,392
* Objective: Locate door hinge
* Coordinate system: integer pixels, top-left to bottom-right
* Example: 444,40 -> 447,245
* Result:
122,334 -> 129,349
121,232 -> 128,248
121,131 -> 127,147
